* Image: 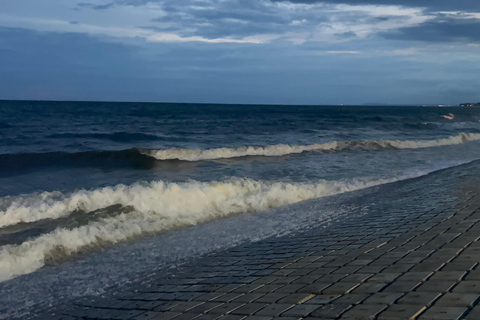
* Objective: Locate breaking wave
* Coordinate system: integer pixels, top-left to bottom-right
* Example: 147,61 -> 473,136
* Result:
140,132 -> 480,161
0,176 -> 405,282
1,133 -> 479,173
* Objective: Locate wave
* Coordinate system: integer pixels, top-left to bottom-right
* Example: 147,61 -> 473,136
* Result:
140,132 -> 480,161
0,176 -> 406,282
1,133 -> 479,173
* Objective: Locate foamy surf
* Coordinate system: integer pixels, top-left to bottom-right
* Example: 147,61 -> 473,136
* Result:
139,132 -> 480,161
0,176 -> 408,282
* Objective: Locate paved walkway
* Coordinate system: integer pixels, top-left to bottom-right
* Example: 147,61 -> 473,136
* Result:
44,164 -> 480,320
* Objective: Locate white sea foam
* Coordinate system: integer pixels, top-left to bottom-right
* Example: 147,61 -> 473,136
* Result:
140,132 -> 480,161
0,176 -> 405,282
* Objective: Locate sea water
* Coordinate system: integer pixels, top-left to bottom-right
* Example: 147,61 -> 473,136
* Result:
2,101 -> 480,318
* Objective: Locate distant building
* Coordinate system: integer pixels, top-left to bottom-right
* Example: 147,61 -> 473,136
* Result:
460,102 -> 480,107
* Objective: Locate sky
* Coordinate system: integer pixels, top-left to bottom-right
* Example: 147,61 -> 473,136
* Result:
0,0 -> 479,105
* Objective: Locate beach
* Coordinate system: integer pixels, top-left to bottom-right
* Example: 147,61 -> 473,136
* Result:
34,159 -> 480,319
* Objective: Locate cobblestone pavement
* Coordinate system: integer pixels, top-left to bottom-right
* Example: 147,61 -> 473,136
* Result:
42,164 -> 480,320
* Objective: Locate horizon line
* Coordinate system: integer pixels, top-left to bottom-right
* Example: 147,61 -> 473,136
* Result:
0,98 -> 460,107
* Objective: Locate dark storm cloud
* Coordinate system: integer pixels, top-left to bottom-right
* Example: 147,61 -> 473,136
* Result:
383,16 -> 480,43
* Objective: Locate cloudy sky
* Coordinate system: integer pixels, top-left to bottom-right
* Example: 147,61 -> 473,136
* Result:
0,0 -> 479,105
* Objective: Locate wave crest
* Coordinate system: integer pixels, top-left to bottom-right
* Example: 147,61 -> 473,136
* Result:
0,176 -> 399,281
140,132 -> 480,161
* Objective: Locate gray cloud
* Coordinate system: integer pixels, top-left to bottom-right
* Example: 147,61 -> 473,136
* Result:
72,0 -> 480,44
271,0 -> 480,11
77,2 -> 117,10
383,16 -> 480,43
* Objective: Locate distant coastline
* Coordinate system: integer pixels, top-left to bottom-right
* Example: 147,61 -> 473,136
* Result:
460,102 -> 480,107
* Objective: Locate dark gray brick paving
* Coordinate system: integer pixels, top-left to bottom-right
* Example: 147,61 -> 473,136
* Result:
37,164 -> 480,320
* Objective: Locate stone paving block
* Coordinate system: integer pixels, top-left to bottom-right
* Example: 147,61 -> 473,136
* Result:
251,284 -> 284,293
382,263 -> 415,273
270,276 -> 300,285
280,304 -> 321,317
366,273 -> 401,283
167,313 -> 200,320
429,271 -> 466,281
331,293 -> 370,306
293,275 -> 324,284
254,293 -> 288,304
434,293 -> 480,307
465,305 -> 480,319
332,266 -> 363,275
451,253 -> 480,262
441,261 -> 477,271
303,294 -> 341,305
382,281 -> 421,293
415,280 -> 457,293
410,261 -> 446,272
322,282 -> 361,294
347,260 -> 374,267
406,250 -> 435,258
308,267 -> 340,276
396,292 -> 441,306
351,282 -> 387,294
254,303 -> 294,317
188,302 -> 223,314
396,272 -> 433,282
341,273 -> 373,283
277,293 -> 315,304
216,284 -> 245,293
452,280 -> 480,293
396,256 -> 427,264
270,269 -> 295,277
289,268 -> 315,276
376,304 -> 426,320
310,304 -> 352,319
212,293 -> 244,303
169,301 -> 205,312
232,284 -> 265,293
357,265 -> 387,274
297,283 -> 332,294
316,273 -> 347,283
231,293 -> 264,304
152,301 -> 183,312
340,303 -> 387,319
465,269 -> 480,280
362,292 -> 403,305
417,306 -> 468,320
250,277 -> 277,285
272,284 -> 306,293
207,303 -> 245,315
231,303 -> 269,316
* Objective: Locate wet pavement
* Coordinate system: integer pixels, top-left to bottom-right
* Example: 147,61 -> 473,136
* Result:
38,161 -> 480,320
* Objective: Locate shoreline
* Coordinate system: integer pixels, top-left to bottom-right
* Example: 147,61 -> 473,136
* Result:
30,159 -> 480,320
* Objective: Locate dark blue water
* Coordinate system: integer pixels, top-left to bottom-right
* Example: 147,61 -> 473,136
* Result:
2,100 -> 480,318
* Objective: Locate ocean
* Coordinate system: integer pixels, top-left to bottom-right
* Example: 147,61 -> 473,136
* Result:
2,100 -> 480,318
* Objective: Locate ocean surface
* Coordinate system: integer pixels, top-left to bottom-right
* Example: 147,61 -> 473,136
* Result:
2,100 -> 480,318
